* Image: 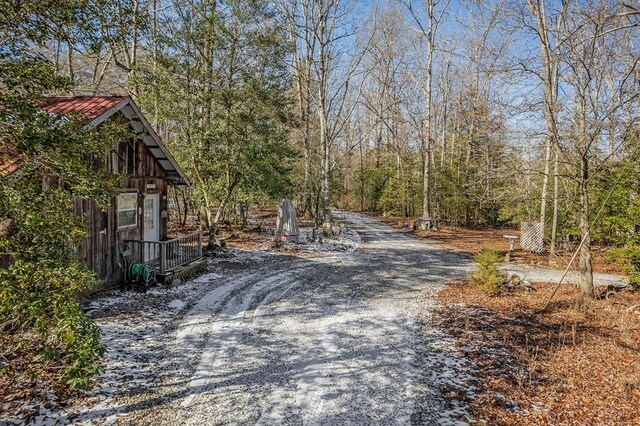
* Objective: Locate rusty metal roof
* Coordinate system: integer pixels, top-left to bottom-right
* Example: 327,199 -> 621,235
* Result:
0,151 -> 20,178
41,96 -> 128,122
0,96 -> 189,185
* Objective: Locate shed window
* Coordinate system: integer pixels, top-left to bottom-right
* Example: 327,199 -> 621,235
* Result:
118,193 -> 138,229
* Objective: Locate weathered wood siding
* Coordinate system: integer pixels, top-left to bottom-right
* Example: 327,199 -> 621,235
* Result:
73,131 -> 171,287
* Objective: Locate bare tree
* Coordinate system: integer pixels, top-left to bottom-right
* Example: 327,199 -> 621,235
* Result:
560,1 -> 639,297
401,0 -> 450,221
281,0 -> 317,218
94,0 -> 153,97
289,0 -> 375,234
525,0 -> 568,254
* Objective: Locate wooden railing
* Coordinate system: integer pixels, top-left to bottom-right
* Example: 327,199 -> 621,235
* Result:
125,232 -> 203,274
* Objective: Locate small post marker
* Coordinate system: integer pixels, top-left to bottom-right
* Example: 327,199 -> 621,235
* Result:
503,235 -> 518,262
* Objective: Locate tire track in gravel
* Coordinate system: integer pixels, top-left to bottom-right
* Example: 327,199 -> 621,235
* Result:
286,212 -> 471,425
288,214 -> 410,424
106,212 -> 473,425
180,266 -> 314,408
171,254 -> 311,373
178,226 -> 364,416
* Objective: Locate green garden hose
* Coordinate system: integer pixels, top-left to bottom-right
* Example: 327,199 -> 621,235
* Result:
130,262 -> 154,284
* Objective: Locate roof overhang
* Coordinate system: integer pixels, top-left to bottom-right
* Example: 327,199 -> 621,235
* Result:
88,98 -> 190,186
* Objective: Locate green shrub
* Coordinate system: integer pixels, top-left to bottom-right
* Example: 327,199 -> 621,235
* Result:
608,245 -> 640,291
469,249 -> 504,294
0,180 -> 108,389
0,60 -> 127,390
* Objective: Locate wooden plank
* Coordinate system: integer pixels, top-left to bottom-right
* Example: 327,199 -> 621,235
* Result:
75,124 -> 176,287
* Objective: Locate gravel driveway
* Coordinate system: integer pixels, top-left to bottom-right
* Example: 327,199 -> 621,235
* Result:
31,212 -> 474,425
500,263 -> 628,288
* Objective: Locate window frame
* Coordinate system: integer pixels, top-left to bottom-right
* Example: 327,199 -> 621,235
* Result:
143,195 -> 156,230
117,192 -> 139,230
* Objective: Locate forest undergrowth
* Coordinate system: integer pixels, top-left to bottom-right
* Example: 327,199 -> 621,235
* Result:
435,281 -> 640,425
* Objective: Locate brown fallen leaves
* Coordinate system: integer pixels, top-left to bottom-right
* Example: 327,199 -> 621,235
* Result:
436,281 -> 640,426
0,331 -> 85,422
368,212 -> 625,275
420,226 -> 625,275
168,216 -> 275,251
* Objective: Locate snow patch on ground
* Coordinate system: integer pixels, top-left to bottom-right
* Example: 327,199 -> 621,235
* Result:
179,266 -> 311,408
5,274 -> 231,424
4,212 -> 479,425
426,336 -> 478,424
248,217 -> 362,255
208,247 -> 272,265
285,226 -> 361,254
500,263 -> 628,288
192,272 -> 222,283
167,299 -> 185,310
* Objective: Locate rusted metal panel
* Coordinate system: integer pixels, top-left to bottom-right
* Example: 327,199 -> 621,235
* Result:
41,96 -> 126,122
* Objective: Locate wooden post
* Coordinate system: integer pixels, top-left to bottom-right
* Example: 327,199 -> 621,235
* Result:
160,242 -> 167,274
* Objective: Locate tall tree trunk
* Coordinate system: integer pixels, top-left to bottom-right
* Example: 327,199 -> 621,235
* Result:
528,0 -> 563,244
422,0 -> 434,220
316,1 -> 332,235
539,139 -> 552,232
288,5 -> 314,219
172,187 -> 182,225
128,0 -> 140,97
191,159 -> 213,230
54,40 -> 61,72
213,177 -> 237,225
181,188 -> 189,226
577,85 -> 594,297
423,137 -> 431,219
359,135 -> 365,211
302,57 -> 314,218
320,105 -> 332,234
152,0 -> 159,124
549,149 -> 559,257
440,91 -> 448,168
578,155 -> 593,298
66,39 -> 74,82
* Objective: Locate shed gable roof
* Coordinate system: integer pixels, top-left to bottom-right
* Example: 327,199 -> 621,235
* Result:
41,96 -> 127,122
1,96 -> 189,185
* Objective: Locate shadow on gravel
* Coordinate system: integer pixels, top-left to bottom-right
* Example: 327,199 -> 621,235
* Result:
59,218 -> 473,424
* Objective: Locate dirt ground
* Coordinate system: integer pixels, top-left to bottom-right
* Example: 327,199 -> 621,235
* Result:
368,213 -> 626,275
436,281 -> 640,425
167,209 -> 279,251
169,210 -> 325,253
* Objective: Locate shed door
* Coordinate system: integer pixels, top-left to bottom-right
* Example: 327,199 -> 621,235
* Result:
143,194 -> 160,262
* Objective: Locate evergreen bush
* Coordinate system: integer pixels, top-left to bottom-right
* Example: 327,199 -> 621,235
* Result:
469,249 -> 504,294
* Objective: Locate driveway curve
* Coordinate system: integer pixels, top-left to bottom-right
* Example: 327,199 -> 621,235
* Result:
36,212 -> 474,425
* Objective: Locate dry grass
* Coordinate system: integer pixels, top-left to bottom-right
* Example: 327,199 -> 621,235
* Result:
436,281 -> 640,425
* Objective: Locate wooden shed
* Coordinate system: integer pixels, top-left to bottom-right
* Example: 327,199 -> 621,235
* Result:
4,95 -> 202,286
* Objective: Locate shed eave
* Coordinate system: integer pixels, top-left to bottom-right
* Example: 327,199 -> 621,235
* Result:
87,98 -> 191,187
